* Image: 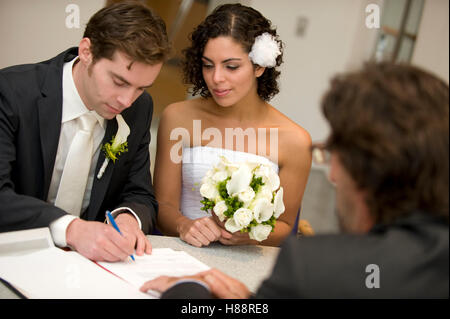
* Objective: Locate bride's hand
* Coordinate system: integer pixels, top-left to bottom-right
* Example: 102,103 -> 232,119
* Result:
211,212 -> 256,246
177,216 -> 230,247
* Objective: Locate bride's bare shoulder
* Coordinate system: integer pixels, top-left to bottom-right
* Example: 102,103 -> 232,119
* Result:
267,107 -> 312,164
159,98 -> 207,126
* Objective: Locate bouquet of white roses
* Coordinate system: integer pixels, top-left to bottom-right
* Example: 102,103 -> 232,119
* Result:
200,156 -> 285,242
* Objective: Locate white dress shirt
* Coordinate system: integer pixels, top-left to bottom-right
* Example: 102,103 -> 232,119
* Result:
48,57 -> 141,247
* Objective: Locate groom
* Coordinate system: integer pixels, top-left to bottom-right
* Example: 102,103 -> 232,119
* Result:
0,2 -> 170,261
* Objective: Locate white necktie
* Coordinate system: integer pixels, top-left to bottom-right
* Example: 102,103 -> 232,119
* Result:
55,113 -> 98,216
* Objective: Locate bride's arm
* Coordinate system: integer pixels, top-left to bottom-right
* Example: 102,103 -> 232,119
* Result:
153,105 -> 184,236
267,126 -> 312,246
154,104 -> 227,247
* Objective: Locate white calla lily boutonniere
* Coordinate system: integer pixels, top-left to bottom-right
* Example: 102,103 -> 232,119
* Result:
97,114 -> 130,179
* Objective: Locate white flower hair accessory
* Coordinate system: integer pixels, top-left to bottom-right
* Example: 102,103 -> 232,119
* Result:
248,32 -> 281,68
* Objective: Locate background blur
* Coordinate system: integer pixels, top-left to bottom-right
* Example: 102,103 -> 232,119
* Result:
1,0 -> 448,234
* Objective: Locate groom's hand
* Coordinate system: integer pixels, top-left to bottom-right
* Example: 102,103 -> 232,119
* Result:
115,212 -> 152,256
66,218 -> 135,262
66,214 -> 151,261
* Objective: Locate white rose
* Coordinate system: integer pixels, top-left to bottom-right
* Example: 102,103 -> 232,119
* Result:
238,186 -> 255,206
267,170 -> 280,191
233,208 -> 253,229
226,164 -> 253,196
220,156 -> 239,172
252,198 -> 274,223
249,224 -> 272,242
213,201 -> 228,222
273,187 -> 285,218
212,170 -> 228,183
200,182 -> 219,200
224,217 -> 242,233
255,184 -> 273,202
255,165 -> 280,191
216,157 -> 227,171
206,168 -> 214,178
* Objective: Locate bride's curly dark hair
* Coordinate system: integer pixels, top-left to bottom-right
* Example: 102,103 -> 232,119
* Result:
182,3 -> 283,101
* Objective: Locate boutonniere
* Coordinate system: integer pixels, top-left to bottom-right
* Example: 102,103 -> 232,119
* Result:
97,114 -> 130,179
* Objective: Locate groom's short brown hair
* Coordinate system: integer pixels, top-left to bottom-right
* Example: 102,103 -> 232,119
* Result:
84,1 -> 171,65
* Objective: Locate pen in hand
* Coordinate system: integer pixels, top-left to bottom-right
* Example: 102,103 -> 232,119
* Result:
106,210 -> 136,262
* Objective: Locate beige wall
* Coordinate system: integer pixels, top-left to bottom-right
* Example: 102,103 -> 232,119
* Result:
411,0 -> 449,83
240,0 -> 381,141
0,0 -> 105,68
1,0 -> 448,141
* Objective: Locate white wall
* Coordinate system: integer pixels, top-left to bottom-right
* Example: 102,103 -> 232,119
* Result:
0,0 -> 105,68
2,0 -> 448,141
411,0 -> 449,83
238,0 -> 381,142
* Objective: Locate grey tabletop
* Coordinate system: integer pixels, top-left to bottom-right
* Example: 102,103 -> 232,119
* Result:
147,235 -> 281,293
0,235 -> 280,298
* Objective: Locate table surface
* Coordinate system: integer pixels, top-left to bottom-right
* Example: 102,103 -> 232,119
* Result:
0,235 -> 280,298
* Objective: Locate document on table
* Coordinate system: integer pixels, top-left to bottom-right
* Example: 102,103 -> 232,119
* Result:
0,228 -> 150,299
98,248 -> 211,295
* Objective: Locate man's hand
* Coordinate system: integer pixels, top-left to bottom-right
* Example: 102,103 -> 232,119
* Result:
201,269 -> 251,299
115,212 -> 152,256
139,268 -> 251,299
66,214 -> 151,261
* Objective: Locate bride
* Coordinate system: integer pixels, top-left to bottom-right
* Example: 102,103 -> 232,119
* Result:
154,3 -> 311,247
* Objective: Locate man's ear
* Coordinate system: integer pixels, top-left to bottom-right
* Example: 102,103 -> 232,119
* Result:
78,38 -> 93,66
255,66 -> 265,78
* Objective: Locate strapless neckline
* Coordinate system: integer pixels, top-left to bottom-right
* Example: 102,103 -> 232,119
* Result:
183,146 -> 278,171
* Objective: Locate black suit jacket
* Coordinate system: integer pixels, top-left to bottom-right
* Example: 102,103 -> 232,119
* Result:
162,213 -> 449,298
0,48 -> 158,234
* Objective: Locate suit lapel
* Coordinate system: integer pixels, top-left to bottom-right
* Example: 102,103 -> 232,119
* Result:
37,75 -> 63,200
37,47 -> 78,200
38,97 -> 62,200
86,119 -> 118,220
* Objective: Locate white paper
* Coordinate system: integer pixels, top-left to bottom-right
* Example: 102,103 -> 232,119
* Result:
98,248 -> 211,296
0,228 -> 151,299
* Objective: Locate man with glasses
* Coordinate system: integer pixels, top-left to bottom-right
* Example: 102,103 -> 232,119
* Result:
140,62 -> 449,298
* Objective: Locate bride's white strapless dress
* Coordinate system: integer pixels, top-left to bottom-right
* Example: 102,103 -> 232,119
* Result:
180,146 -> 279,220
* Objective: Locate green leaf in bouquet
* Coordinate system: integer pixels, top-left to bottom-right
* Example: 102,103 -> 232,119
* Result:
262,216 -> 277,231
224,195 -> 244,218
250,175 -> 264,193
200,197 -> 215,211
217,178 -> 230,199
242,219 -> 259,233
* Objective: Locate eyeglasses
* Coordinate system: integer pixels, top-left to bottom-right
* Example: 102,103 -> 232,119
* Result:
310,143 -> 331,165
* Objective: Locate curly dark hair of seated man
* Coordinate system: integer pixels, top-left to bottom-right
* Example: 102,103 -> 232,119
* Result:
322,62 -> 449,224
182,3 -> 283,101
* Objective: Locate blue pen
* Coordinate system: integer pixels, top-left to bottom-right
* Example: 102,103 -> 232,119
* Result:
106,211 -> 135,261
